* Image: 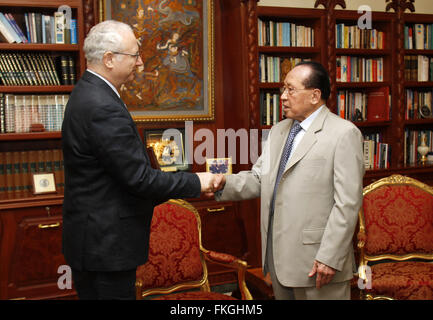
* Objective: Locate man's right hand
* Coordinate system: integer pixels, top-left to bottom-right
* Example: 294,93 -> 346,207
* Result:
196,172 -> 226,193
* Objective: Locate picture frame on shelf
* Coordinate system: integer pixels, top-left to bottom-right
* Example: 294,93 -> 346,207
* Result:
206,157 -> 232,175
144,128 -> 190,172
99,0 -> 215,122
32,173 -> 57,195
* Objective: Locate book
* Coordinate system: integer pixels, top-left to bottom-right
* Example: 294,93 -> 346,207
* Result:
415,24 -> 424,49
59,55 -> 70,85
5,151 -> 14,193
52,149 -> 62,189
24,13 -> 31,42
12,151 -> 23,194
68,56 -> 76,85
0,16 -> 15,43
367,87 -> 390,121
5,13 -> 28,43
37,150 -> 45,173
20,151 -> 31,191
34,12 -> 42,43
30,12 -> 37,43
0,12 -> 21,43
0,93 -> 4,133
4,94 -> 15,133
418,55 -> 429,81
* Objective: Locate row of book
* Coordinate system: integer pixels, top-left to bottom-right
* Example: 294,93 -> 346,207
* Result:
404,129 -> 433,165
0,149 -> 64,194
259,55 -> 282,83
363,133 -> 390,169
260,91 -> 282,126
0,93 -> 69,133
405,23 -> 433,50
0,11 -> 77,44
259,56 -> 310,83
0,53 -> 76,86
336,23 -> 386,49
258,19 -> 315,47
336,56 -> 384,82
337,87 -> 391,122
405,89 -> 433,120
404,55 -> 433,82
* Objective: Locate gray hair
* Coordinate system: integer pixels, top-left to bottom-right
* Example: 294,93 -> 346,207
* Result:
83,20 -> 133,64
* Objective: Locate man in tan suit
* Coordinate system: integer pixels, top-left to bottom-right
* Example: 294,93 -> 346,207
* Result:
215,61 -> 365,299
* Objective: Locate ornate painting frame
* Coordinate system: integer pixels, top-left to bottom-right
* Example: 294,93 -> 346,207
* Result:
99,0 -> 215,122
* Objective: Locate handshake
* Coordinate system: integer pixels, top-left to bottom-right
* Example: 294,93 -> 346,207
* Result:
196,172 -> 226,195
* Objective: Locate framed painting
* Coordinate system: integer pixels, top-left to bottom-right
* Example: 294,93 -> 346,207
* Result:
99,0 -> 215,122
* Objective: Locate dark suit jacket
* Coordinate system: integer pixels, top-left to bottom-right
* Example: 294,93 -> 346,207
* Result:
61,71 -> 201,272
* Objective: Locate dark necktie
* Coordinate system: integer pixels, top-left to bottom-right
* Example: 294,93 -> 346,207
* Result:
269,122 -> 302,216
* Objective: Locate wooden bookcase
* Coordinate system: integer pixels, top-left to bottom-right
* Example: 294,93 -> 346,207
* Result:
0,0 -> 85,197
402,13 -> 433,167
244,2 -> 433,186
0,0 -> 85,300
256,7 -> 325,129
0,0 -> 263,299
334,10 -> 395,171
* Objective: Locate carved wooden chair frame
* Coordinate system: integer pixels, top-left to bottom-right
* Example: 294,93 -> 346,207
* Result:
357,174 -> 433,300
135,199 -> 253,300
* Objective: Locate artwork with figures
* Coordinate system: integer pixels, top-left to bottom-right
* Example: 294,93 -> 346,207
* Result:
107,0 -> 214,121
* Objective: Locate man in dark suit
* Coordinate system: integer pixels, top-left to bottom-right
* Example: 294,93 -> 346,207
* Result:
61,20 -> 220,300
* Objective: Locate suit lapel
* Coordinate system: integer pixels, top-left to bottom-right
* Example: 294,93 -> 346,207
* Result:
285,107 -> 329,171
82,71 -> 147,158
268,119 -> 293,184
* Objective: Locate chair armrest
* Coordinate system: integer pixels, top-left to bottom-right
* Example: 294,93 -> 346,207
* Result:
202,249 -> 253,300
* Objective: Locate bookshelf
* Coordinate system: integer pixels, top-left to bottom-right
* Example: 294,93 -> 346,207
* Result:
403,13 -> 433,167
0,0 -> 85,197
334,10 -> 394,170
244,2 -> 433,186
0,0 -> 85,300
256,7 -> 325,128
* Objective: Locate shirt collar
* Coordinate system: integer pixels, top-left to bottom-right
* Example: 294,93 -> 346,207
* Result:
86,69 -> 120,98
299,104 -> 325,131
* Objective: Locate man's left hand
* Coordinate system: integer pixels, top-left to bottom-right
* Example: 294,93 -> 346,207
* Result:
308,260 -> 336,289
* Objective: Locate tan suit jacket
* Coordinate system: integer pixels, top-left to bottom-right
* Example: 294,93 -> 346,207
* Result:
217,107 -> 365,287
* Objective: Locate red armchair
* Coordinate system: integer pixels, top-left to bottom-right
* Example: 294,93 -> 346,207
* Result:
356,174 -> 433,300
135,199 -> 253,300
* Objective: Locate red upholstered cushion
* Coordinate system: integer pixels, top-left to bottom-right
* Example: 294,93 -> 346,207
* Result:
362,185 -> 433,256
365,261 -> 433,300
153,291 -> 237,300
136,202 -> 203,290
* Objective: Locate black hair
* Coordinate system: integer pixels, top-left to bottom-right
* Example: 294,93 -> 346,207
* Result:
295,61 -> 331,101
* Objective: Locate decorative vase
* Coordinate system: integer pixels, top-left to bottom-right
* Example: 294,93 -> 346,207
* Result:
417,133 -> 429,164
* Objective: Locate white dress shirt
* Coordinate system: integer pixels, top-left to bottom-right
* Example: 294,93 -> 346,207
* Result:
288,104 -> 325,161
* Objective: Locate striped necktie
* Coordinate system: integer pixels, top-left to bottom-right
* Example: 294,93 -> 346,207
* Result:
269,122 -> 302,216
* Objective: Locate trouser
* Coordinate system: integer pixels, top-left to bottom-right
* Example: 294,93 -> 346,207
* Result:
265,214 -> 350,300
71,268 -> 136,300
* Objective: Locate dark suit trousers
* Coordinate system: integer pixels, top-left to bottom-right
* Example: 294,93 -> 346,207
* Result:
71,268 -> 136,300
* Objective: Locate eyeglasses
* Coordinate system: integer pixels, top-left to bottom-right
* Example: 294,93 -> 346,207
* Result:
280,86 -> 312,96
112,51 -> 141,60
